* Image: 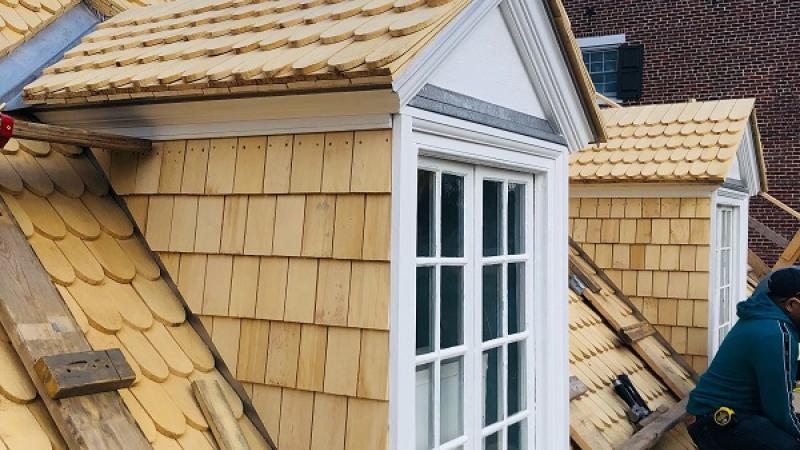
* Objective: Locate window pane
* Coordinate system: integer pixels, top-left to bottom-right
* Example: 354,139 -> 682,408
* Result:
441,174 -> 464,257
508,183 -> 525,255
415,364 -> 433,450
483,347 -> 503,426
483,431 -> 500,450
416,266 -> 434,355
508,420 -> 526,450
508,262 -> 525,334
440,357 -> 464,443
508,341 -> 526,416
417,170 -> 435,257
440,266 -> 463,349
482,265 -> 502,342
483,180 -> 503,256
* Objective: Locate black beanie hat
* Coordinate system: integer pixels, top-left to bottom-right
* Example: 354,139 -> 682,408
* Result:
768,267 -> 800,299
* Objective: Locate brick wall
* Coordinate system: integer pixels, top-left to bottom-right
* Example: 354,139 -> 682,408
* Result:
570,196 -> 711,372
563,0 -> 800,264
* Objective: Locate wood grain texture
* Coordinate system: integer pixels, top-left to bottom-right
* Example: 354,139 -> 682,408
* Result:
332,194 -> 364,259
264,135 -> 293,194
296,324 -> 327,392
272,195 -> 305,256
265,322 -> 301,388
192,379 -> 249,450
0,198 -> 150,448
244,195 -> 276,256
284,258 -> 318,323
234,137 -> 267,194
324,327 -> 360,397
350,130 -> 391,193
289,133 -> 324,193
256,257 -> 289,321
12,120 -> 153,153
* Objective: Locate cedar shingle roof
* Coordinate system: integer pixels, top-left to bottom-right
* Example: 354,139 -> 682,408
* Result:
569,241 -> 697,449
0,137 -> 269,449
23,0 -> 472,104
569,99 -> 758,183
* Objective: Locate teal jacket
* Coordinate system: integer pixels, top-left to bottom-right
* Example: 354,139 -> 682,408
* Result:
687,290 -> 800,438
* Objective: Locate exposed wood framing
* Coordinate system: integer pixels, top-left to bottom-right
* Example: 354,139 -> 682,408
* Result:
748,249 -> 770,279
617,398 -> 688,450
775,228 -> 800,269
10,118 -> 152,153
620,323 -> 656,345
193,379 -> 249,450
0,196 -> 150,449
761,192 -> 800,221
749,216 -> 789,248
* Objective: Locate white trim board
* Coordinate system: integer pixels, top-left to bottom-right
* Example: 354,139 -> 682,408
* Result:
33,90 -> 398,140
576,34 -> 626,49
736,122 -> 763,196
570,183 -> 717,198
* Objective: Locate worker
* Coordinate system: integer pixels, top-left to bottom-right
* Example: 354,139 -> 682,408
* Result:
686,267 -> 800,449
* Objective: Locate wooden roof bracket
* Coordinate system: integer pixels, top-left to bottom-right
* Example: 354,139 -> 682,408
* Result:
0,196 -> 150,449
1,114 -> 152,153
617,398 -> 688,450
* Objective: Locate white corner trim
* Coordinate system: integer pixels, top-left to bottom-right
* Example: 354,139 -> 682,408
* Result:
570,183 -> 717,198
577,34 -> 626,49
501,0 -> 596,151
33,90 -> 398,140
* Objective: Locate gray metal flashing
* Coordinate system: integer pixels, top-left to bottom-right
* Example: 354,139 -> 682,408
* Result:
409,84 -> 566,145
722,179 -> 749,193
1,3 -> 101,110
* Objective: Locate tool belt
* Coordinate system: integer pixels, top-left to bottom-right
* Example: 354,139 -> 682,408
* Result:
685,407 -> 738,428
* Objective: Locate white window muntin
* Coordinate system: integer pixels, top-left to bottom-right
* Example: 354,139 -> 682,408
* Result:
716,205 -> 736,344
415,157 -> 535,450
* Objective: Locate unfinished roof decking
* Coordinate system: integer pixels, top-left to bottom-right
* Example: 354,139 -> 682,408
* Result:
0,137 -> 269,449
23,0 -> 473,103
569,99 -> 761,184
569,241 -> 697,449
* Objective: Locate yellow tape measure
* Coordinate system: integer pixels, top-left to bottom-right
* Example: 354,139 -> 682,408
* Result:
713,407 -> 735,426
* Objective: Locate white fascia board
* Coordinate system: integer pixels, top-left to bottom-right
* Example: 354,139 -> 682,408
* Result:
393,0 -> 597,152
33,90 -> 398,140
570,183 -> 717,198
501,0 -> 596,151
735,122 -> 763,196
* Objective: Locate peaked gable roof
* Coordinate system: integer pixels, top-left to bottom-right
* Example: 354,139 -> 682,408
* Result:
0,137 -> 270,449
569,99 -> 765,186
568,240 -> 696,449
23,0 -> 472,104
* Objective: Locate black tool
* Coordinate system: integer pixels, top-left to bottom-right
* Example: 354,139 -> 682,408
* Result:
613,374 -> 652,424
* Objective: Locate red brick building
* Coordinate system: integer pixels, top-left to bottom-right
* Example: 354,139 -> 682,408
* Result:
561,0 -> 800,264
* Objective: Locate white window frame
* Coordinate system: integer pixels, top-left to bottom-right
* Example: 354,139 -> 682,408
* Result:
577,34 -> 626,101
391,107 -> 570,450
708,187 -> 749,359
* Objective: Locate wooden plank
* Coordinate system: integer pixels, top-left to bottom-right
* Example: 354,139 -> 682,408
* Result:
272,195 -> 305,257
569,375 -> 588,400
620,322 -> 656,345
11,119 -> 153,153
233,136 -> 267,194
255,257 -> 289,320
158,141 -> 186,194
265,322 -> 301,388
181,139 -> 210,194
761,192 -> 800,221
776,228 -> 800,269
321,132 -> 354,193
192,379 -> 250,450
0,196 -> 150,449
357,329 -> 388,401
34,349 -> 136,399
296,324 -> 327,392
290,133 -> 324,193
229,256 -> 259,318
362,194 -> 391,261
749,216 -> 789,248
237,319 -> 269,384
284,258 -> 318,324
344,398 -> 388,450
617,398 -> 688,450
302,194 -> 335,257
206,138 -> 238,195
244,195 -> 276,256
324,327 -> 360,396
332,194 -> 365,259
748,248 -> 770,279
220,195 -> 248,254
264,135 -> 293,194
350,130 -> 391,193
